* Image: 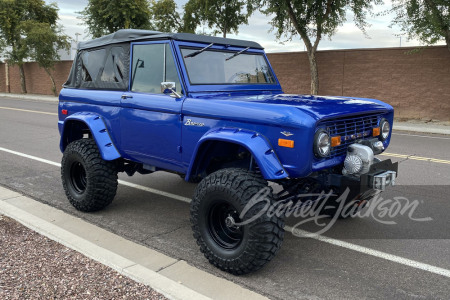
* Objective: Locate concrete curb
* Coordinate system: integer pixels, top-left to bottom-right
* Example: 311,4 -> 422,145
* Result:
0,186 -> 269,300
393,123 -> 450,135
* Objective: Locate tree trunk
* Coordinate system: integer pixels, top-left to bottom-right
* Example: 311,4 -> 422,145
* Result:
446,30 -> 450,53
306,50 -> 319,95
18,64 -> 27,94
44,68 -> 57,96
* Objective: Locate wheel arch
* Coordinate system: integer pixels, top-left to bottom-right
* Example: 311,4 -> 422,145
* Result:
186,128 -> 288,181
60,112 -> 121,161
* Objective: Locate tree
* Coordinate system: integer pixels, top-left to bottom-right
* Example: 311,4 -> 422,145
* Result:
390,0 -> 450,53
189,0 -> 255,38
0,0 -> 64,93
259,0 -> 381,95
79,0 -> 152,38
149,0 -> 199,33
23,22 -> 70,95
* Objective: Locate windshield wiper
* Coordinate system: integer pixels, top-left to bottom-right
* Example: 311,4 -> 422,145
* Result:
225,47 -> 250,61
184,43 -> 214,58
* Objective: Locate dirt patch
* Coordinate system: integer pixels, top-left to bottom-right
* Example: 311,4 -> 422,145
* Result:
0,215 -> 167,299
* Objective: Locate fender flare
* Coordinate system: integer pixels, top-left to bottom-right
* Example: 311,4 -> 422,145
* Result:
60,112 -> 121,161
186,127 -> 288,181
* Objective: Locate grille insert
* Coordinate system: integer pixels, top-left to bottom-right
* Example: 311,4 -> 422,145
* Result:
318,114 -> 381,158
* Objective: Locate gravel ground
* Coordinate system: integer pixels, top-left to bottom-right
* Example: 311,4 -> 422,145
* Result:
0,215 -> 167,300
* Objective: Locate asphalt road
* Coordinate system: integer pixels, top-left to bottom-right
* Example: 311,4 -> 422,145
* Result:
0,97 -> 449,300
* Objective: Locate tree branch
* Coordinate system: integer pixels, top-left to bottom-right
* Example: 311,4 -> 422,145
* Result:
423,0 -> 448,32
284,0 -> 313,52
313,0 -> 334,51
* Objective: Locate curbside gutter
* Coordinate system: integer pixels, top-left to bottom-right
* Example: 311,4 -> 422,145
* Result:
0,186 -> 269,300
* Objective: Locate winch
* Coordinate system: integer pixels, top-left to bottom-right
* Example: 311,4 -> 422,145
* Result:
342,143 -> 374,176
342,143 -> 396,191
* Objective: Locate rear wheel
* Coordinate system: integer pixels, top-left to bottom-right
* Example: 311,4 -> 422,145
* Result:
61,139 -> 118,212
190,168 -> 284,275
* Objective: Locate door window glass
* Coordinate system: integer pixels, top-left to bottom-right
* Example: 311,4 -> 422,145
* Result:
131,43 -> 182,94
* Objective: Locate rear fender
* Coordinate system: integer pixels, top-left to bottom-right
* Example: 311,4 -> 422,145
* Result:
60,112 -> 121,161
186,127 -> 288,181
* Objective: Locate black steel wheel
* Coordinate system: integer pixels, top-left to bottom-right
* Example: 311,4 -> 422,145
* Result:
69,161 -> 87,194
208,202 -> 243,250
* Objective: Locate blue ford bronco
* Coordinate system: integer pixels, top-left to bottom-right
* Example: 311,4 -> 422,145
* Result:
59,29 -> 398,274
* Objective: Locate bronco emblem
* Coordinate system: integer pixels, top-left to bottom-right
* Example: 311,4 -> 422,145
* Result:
184,119 -> 205,127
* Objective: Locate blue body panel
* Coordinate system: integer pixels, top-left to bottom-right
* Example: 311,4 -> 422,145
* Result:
58,38 -> 394,180
60,112 -> 121,161
186,128 -> 287,181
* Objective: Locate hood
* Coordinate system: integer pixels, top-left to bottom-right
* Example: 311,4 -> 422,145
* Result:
183,93 -> 392,128
191,93 -> 391,117
239,93 -> 391,120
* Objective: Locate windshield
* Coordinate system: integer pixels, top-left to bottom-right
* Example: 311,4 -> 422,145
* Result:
181,47 -> 276,85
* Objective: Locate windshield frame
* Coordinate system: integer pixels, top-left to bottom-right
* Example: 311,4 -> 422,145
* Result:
173,41 -> 282,93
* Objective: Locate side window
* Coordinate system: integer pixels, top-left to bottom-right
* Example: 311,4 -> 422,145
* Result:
81,49 -> 106,82
131,43 -> 182,94
100,47 -> 126,83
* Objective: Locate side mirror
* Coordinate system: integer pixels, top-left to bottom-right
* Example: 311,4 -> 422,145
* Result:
161,82 -> 181,98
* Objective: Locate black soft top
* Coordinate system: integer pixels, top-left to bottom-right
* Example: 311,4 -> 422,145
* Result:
78,29 -> 264,50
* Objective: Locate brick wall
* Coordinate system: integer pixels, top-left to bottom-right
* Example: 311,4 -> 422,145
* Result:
268,46 -> 450,121
0,46 -> 448,121
0,61 -> 73,96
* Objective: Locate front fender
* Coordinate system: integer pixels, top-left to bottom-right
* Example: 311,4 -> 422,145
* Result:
186,127 -> 288,181
60,112 -> 121,161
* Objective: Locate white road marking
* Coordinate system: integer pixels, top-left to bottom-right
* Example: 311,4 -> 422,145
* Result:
0,147 -> 61,167
392,132 -> 450,140
285,226 -> 450,278
0,106 -> 57,116
118,180 -> 191,203
1,145 -> 450,279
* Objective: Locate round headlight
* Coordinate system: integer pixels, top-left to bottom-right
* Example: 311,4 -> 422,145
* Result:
314,130 -> 331,157
380,119 -> 390,141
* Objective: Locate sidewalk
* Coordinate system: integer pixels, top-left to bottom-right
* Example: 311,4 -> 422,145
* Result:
0,186 -> 268,300
393,120 -> 450,135
1,92 -> 449,135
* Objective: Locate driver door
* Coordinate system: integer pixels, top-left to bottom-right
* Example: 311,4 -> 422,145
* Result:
120,41 -> 185,172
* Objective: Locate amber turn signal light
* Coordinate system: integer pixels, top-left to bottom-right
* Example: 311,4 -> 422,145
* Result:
331,136 -> 341,147
278,139 -> 294,148
373,127 -> 380,137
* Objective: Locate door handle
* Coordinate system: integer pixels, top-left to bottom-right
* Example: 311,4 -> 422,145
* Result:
121,94 -> 133,99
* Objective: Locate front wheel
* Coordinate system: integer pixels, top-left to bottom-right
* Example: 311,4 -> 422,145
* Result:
190,168 -> 284,275
61,139 -> 118,212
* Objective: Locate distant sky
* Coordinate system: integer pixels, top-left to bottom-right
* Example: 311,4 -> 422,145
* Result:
47,0 -> 445,53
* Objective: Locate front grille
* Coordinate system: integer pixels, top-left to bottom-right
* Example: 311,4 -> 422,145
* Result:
318,114 -> 381,158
